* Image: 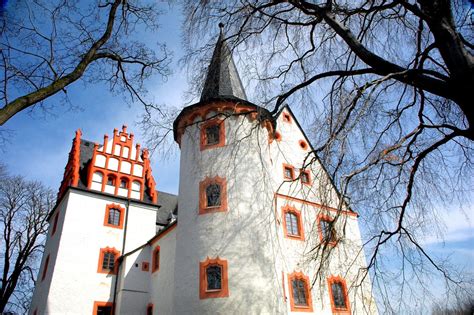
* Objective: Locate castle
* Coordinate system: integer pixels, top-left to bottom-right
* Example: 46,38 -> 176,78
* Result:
30,30 -> 378,314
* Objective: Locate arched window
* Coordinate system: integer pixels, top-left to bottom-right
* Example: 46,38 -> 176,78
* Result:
288,272 -> 313,312
91,171 -> 104,191
119,178 -> 128,189
282,206 -> 304,240
199,257 -> 229,299
131,181 -> 141,199
98,247 -> 120,274
328,276 -> 350,313
106,175 -> 115,186
199,177 -> 227,214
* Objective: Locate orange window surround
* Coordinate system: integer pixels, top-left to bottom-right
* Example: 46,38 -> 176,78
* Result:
199,176 -> 227,214
142,262 -> 150,272
97,247 -> 120,275
283,164 -> 295,180
282,206 -> 304,241
199,257 -> 229,299
200,118 -> 225,151
300,169 -> 312,185
328,276 -> 351,314
288,271 -> 313,312
93,301 -> 114,315
103,203 -> 125,229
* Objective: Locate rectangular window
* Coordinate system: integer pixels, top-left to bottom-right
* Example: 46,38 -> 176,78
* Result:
152,247 -> 160,273
206,184 -> 221,207
321,220 -> 337,243
331,282 -> 346,308
292,279 -> 308,306
300,170 -> 311,184
205,125 -> 220,145
283,165 -> 294,180
97,306 -> 112,315
102,252 -> 116,271
108,208 -> 121,226
285,212 -> 299,236
206,265 -> 222,291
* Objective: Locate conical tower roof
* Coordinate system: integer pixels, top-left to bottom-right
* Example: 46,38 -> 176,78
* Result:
200,25 -> 247,102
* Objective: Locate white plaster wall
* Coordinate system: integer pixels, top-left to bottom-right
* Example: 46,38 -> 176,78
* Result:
30,189 -> 158,314
271,109 -> 378,314
149,226 -> 177,315
173,112 -> 285,314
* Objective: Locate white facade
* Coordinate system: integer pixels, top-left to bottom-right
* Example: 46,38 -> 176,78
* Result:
30,34 -> 377,314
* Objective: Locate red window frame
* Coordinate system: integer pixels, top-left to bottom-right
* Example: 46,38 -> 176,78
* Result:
152,246 -> 160,273
317,214 -> 338,246
288,271 -> 313,312
300,169 -> 312,185
200,118 -> 225,151
328,276 -> 351,314
283,164 -> 295,180
97,247 -> 120,275
93,301 -> 114,315
199,257 -> 229,299
282,206 -> 304,241
199,176 -> 228,214
103,203 -> 125,229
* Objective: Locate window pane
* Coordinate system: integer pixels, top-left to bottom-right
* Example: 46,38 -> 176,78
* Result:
292,279 -> 308,306
321,220 -> 336,242
97,306 -> 112,315
301,172 -> 309,183
284,167 -> 293,179
286,212 -> 299,236
108,208 -> 120,226
206,184 -> 221,207
102,252 -> 115,270
206,265 -> 222,290
332,282 -> 346,308
206,125 -> 220,145
120,179 -> 127,188
107,176 -> 115,186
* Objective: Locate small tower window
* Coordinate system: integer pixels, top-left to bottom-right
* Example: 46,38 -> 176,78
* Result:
199,177 -> 227,214
104,204 -> 125,229
206,265 -> 222,291
199,257 -> 229,299
206,184 -> 221,207
200,119 -> 225,151
205,125 -> 220,146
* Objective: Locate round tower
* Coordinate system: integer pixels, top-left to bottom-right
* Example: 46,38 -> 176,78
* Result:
172,28 -> 284,313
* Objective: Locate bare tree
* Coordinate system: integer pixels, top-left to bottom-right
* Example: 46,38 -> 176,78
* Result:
0,0 -> 170,126
0,167 -> 55,313
141,0 -> 472,311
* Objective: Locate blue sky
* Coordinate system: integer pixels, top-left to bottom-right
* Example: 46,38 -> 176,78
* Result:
1,1 -> 472,309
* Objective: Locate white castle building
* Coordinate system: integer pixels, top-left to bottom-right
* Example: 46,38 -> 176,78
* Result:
30,30 -> 378,314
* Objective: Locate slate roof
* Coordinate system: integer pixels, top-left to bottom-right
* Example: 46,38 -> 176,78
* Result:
200,27 -> 248,102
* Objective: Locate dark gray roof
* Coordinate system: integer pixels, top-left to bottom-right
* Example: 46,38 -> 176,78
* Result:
156,191 -> 178,225
200,29 -> 247,102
